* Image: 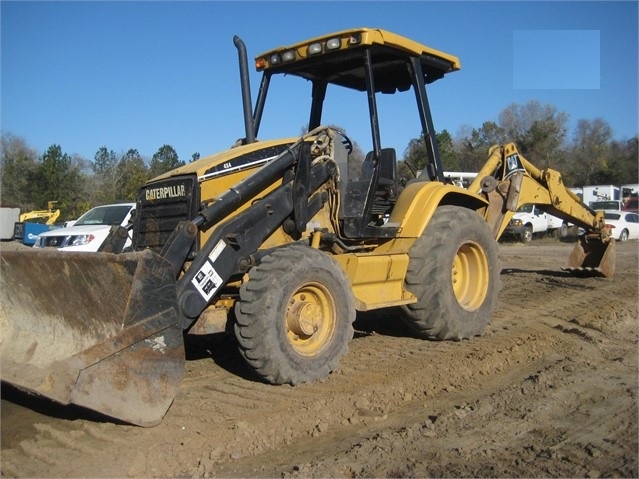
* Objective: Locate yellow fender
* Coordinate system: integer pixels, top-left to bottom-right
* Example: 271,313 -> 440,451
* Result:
388,180 -> 488,238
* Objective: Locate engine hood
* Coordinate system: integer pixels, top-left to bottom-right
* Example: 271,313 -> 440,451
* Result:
149,138 -> 299,183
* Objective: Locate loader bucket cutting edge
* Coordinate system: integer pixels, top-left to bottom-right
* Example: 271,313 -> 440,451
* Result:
565,235 -> 616,278
0,249 -> 185,427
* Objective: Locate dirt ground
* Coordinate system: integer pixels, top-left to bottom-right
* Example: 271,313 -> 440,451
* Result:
1,239 -> 637,478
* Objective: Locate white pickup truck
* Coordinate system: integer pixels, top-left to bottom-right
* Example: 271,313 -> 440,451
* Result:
502,204 -> 563,243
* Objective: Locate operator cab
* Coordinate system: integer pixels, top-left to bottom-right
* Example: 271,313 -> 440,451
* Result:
246,28 -> 460,238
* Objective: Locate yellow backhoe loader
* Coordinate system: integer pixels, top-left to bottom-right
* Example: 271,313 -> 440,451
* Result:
0,28 -> 615,427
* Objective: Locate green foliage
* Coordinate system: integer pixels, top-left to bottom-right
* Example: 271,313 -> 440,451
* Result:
0,133 -> 39,209
28,145 -> 85,219
609,138 -> 638,186
496,101 -> 568,169
401,101 -> 636,189
565,118 -> 614,186
437,130 -> 457,171
90,146 -> 153,203
93,146 -> 118,176
149,144 -> 185,178
118,149 -> 149,200
402,130 -> 458,180
92,146 -> 120,204
458,121 -> 506,172
403,135 -> 426,172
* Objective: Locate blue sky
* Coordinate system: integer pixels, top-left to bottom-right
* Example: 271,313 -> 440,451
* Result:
1,1 -> 637,163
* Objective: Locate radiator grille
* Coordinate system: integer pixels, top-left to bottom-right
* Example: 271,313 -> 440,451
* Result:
133,175 -> 199,253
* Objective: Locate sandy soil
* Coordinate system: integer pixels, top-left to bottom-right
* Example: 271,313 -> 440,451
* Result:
1,239 -> 637,478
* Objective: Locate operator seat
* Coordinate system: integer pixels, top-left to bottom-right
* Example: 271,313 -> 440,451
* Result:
363,148 -> 397,216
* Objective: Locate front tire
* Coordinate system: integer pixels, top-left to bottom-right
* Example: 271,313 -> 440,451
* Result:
234,245 -> 355,385
520,226 -> 533,243
400,205 -> 501,340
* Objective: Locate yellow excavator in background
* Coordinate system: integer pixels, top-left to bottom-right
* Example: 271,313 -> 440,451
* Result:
0,28 -> 615,427
18,201 -> 60,224
13,201 -> 61,245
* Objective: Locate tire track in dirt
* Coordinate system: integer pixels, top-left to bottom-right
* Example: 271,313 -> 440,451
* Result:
3,312 -> 571,477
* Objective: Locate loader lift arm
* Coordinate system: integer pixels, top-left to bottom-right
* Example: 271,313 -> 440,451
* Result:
164,130 -> 337,326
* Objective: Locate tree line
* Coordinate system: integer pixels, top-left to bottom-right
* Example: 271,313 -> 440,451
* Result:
1,100 -> 637,222
403,101 -> 638,189
0,137 -> 199,221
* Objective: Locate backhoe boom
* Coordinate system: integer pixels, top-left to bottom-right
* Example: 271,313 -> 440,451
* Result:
469,143 -> 609,238
469,143 -> 615,277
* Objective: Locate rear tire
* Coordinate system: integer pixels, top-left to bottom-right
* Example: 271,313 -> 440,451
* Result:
400,205 -> 501,340
234,245 -> 355,385
619,229 -> 629,242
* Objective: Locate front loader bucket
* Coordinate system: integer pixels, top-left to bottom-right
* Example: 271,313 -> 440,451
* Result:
0,249 -> 185,427
565,235 -> 616,278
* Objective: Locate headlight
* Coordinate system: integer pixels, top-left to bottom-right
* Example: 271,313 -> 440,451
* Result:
307,42 -> 323,55
512,219 -> 523,227
69,234 -> 95,246
326,37 -> 341,50
281,50 -> 296,62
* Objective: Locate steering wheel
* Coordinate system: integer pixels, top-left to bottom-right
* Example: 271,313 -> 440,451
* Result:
333,129 -> 353,155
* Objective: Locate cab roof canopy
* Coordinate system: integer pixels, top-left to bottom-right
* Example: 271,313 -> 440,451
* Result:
255,28 -> 461,93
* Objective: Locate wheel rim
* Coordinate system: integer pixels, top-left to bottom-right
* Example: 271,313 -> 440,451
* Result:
285,282 -> 336,356
451,241 -> 490,311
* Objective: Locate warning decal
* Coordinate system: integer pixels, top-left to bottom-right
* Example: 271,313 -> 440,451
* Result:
192,260 -> 223,301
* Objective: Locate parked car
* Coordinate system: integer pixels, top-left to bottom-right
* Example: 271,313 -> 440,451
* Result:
603,210 -> 639,242
33,203 -> 135,252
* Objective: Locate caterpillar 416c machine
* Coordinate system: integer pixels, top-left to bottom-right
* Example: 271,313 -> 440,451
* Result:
0,28 -> 615,426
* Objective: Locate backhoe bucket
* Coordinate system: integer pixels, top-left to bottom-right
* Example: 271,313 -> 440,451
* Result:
0,249 -> 185,427
565,235 -> 616,278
